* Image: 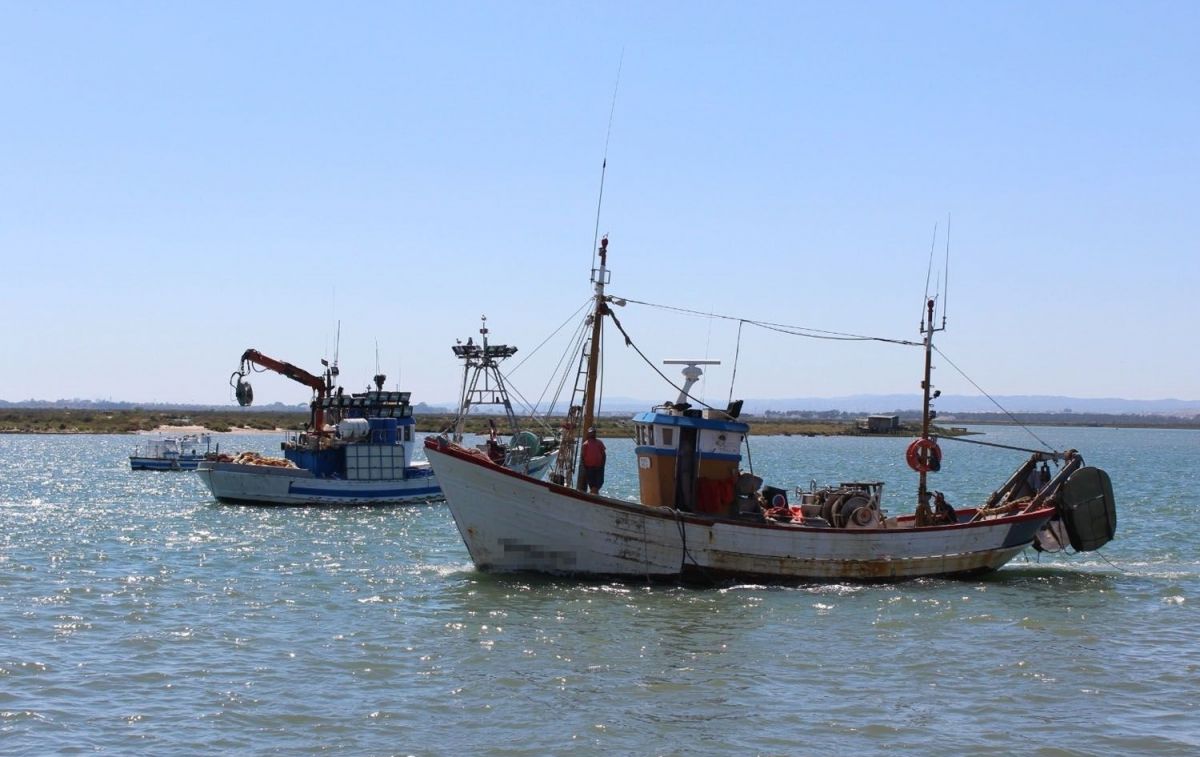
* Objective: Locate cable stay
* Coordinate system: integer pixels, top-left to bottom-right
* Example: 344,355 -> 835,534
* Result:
932,345 -> 1058,452
607,309 -> 716,411
507,297 -> 593,376
611,295 -> 922,347
936,434 -> 1064,459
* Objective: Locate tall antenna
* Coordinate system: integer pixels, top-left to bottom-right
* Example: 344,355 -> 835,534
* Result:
326,285 -> 337,363
329,320 -> 341,384
372,338 -> 386,392
942,213 -> 951,327
591,49 -> 624,273
921,222 -> 938,330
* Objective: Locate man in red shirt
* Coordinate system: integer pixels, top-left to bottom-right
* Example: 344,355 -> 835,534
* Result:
581,426 -> 607,494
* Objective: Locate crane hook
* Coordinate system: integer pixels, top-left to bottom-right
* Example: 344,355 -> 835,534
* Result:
230,369 -> 254,407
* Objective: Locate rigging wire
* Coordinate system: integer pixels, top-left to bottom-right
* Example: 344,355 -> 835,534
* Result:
612,295 -> 922,347
508,298 -> 593,376
932,345 -> 1057,451
496,371 -> 557,434
936,434 -> 1057,456
728,319 -> 745,405
545,320 -> 589,416
543,316 -> 591,416
607,310 -> 715,410
702,307 -> 714,403
596,320 -> 605,420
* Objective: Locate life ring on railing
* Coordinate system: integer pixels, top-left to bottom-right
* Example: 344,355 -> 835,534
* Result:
906,438 -> 942,473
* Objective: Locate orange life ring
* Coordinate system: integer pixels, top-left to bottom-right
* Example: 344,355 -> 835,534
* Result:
906,438 -> 942,473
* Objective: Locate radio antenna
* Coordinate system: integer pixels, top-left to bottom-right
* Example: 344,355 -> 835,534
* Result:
334,321 -> 341,371
591,48 -> 624,273
942,213 -> 951,327
921,222 -> 938,331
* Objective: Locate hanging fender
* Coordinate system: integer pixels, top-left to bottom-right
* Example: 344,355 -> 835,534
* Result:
906,438 -> 942,473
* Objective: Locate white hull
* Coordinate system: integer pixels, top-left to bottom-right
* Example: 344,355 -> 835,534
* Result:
196,461 -> 441,506
426,440 -> 1055,582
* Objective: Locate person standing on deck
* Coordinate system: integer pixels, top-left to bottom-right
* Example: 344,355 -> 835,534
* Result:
581,427 -> 607,494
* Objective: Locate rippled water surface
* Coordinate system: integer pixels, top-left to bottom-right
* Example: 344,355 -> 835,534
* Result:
2,427 -> 1197,755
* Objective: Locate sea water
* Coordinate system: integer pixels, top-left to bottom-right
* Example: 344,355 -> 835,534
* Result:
1,426 -> 1197,755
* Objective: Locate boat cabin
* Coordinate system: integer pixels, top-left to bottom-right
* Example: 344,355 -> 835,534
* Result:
284,389 -> 420,478
633,405 -> 747,514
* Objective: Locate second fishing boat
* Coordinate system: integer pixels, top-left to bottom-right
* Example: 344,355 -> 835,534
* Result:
196,349 -> 440,506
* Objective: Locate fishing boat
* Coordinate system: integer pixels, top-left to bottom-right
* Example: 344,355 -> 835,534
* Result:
424,237 -> 1117,582
129,434 -> 213,471
447,316 -> 559,479
196,349 -> 440,506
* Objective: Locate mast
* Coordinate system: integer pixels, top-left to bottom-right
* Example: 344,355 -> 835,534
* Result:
575,236 -> 610,490
450,315 -> 519,443
454,346 -> 472,443
918,298 -> 935,505
913,296 -> 945,524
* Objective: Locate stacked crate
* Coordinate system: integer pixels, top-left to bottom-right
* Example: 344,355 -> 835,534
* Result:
344,444 -> 405,481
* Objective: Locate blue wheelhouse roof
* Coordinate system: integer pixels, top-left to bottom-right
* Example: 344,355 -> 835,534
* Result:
632,411 -> 749,434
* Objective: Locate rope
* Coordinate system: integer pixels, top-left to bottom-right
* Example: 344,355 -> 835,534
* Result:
1095,551 -> 1129,574
937,434 -> 1058,457
607,309 -> 715,410
932,346 -> 1057,451
728,319 -> 744,405
672,508 -> 712,584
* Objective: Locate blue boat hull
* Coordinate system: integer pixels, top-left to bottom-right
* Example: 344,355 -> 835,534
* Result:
129,455 -> 206,471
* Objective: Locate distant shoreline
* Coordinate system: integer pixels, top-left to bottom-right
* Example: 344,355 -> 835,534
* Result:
3,408 -> 1196,437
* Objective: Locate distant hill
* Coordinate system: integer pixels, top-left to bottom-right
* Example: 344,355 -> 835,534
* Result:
585,394 -> 1200,417
738,394 -> 1200,417
0,398 -> 450,414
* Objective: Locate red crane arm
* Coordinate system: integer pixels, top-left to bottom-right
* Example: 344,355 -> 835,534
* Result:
234,348 -> 332,432
239,349 -> 328,394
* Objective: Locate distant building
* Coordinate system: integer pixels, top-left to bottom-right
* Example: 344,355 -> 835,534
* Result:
858,414 -> 900,433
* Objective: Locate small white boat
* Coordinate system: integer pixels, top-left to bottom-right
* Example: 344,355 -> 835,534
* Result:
130,434 -> 212,471
196,349 -> 440,506
425,237 -> 1118,583
448,315 -> 560,480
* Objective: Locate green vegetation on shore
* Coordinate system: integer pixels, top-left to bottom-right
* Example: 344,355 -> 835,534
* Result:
0,409 -> 298,434
0,408 -> 969,438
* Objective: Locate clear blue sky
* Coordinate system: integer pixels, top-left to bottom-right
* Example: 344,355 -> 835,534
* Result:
2,2 -> 1196,408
